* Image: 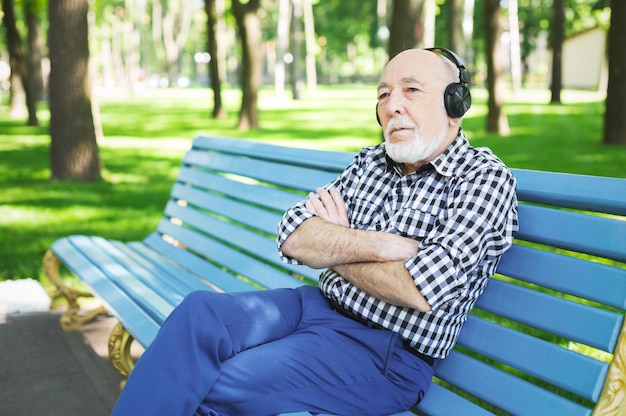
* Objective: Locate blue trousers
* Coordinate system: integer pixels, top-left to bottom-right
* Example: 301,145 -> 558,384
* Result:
111,286 -> 434,416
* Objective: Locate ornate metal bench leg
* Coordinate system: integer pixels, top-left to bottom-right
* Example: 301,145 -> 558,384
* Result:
43,250 -> 106,331
594,321 -> 626,416
108,322 -> 136,390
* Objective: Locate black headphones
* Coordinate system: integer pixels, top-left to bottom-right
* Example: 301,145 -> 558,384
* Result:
376,47 -> 471,125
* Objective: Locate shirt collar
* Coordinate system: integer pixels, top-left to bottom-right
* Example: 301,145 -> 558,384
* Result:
429,128 -> 468,177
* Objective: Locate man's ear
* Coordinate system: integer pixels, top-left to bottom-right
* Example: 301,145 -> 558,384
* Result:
449,117 -> 461,127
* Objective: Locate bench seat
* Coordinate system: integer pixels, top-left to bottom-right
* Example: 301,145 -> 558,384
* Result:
44,135 -> 626,415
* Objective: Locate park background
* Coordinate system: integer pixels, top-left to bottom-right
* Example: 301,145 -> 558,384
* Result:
1,0 -> 625,289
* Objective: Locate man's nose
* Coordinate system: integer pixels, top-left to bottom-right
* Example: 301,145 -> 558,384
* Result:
385,90 -> 406,117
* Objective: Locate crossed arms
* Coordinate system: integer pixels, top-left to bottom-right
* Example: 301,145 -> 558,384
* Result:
280,187 -> 432,312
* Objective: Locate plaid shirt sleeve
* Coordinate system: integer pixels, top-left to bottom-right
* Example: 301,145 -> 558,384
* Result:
276,198 -> 313,265
409,165 -> 518,311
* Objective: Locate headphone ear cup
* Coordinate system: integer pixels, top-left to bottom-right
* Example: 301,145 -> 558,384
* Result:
376,102 -> 381,126
444,83 -> 472,118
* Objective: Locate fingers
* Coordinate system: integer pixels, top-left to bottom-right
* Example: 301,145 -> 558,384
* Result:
306,191 -> 326,216
306,187 -> 350,227
328,187 -> 348,218
316,187 -> 336,215
328,187 -> 349,227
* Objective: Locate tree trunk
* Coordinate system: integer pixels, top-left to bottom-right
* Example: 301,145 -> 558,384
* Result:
162,0 -> 193,87
550,0 -> 564,104
447,0 -> 463,57
24,0 -> 45,102
290,0 -> 303,100
508,0 -> 522,92
205,0 -> 226,118
302,0 -> 317,94
274,0 -> 291,99
462,0 -> 475,68
484,0 -> 509,135
422,0 -> 435,47
2,0 -> 38,125
388,0 -> 423,59
232,0 -> 262,130
603,0 -> 626,145
48,0 -> 101,181
8,73 -> 26,118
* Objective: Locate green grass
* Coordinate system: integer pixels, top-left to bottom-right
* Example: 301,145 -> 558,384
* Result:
1,86 -> 625,282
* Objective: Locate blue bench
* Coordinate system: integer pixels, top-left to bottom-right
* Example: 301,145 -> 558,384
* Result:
44,135 -> 626,416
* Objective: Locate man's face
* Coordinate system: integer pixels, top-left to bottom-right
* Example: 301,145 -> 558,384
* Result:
376,50 -> 455,166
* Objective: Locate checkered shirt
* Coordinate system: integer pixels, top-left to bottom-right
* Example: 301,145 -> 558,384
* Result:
277,130 -> 519,359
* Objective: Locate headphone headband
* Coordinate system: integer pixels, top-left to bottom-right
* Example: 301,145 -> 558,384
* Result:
424,47 -> 472,118
424,47 -> 470,85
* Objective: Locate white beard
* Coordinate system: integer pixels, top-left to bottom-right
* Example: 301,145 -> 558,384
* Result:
384,117 -> 448,164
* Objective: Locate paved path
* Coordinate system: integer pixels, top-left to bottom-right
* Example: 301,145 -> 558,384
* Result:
0,310 -> 126,415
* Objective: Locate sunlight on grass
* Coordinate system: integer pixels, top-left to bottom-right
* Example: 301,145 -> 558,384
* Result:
568,341 -> 613,364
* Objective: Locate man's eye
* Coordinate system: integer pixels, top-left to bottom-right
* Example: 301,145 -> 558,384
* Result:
378,92 -> 389,99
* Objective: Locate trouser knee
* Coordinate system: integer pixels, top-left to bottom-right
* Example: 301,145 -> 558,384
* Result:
180,290 -> 215,309
167,290 -> 219,325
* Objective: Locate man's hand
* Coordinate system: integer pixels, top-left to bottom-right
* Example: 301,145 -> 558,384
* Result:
305,187 -> 350,227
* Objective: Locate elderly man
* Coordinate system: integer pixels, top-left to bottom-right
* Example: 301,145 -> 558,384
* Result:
112,48 -> 518,416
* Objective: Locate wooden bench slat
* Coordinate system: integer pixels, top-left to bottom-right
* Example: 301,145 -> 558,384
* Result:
177,167 -> 302,213
92,238 -> 189,304
184,149 -> 338,192
103,240 -> 207,296
124,241 -> 213,293
458,316 -> 608,401
476,279 -> 623,352
512,168 -> 626,216
51,237 -> 161,347
171,182 -> 283,236
436,351 -> 593,416
66,236 -> 175,321
516,204 -> 626,263
164,200 -> 321,283
192,135 -> 354,172
143,232 -> 256,293
164,201 -> 282,267
164,199 -> 278,264
156,220 -> 303,290
497,244 -> 626,310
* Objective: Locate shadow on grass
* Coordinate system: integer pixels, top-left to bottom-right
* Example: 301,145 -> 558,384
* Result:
0,134 -> 182,280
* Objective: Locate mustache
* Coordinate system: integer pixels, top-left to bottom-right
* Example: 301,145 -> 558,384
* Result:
384,118 -> 416,137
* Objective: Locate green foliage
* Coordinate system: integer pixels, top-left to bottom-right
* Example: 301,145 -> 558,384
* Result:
471,0 -> 611,68
312,0 -> 379,60
1,86 -> 625,283
566,0 -> 612,33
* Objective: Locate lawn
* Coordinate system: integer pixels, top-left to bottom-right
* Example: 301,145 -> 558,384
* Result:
1,86 -> 625,283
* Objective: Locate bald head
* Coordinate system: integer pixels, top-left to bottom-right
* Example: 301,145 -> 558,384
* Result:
379,49 -> 458,93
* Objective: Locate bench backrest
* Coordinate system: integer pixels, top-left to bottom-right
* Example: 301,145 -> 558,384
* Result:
144,135 -> 626,416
